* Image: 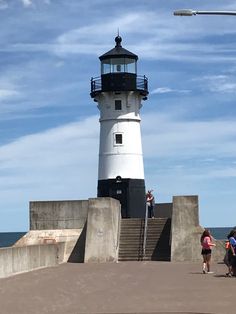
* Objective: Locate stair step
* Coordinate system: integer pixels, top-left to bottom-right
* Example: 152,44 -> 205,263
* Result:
118,218 -> 171,262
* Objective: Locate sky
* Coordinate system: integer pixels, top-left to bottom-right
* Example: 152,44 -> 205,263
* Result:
1,0 -> 236,231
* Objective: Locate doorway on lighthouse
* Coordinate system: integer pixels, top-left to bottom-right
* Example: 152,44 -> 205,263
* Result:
109,180 -> 128,218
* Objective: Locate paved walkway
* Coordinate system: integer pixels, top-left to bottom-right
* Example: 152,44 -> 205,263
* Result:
0,261 -> 234,314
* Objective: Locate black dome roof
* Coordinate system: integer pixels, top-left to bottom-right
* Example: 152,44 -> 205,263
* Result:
99,36 -> 138,61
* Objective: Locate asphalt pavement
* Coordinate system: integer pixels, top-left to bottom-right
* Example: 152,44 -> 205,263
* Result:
0,261 -> 234,314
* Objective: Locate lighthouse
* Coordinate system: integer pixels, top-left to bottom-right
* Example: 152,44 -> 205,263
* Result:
90,36 -> 148,218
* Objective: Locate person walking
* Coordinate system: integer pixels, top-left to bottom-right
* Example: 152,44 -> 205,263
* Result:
146,190 -> 155,218
200,229 -> 216,274
227,229 -> 236,277
224,239 -> 232,277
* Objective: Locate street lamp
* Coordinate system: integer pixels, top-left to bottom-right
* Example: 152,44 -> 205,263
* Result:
174,9 -> 236,16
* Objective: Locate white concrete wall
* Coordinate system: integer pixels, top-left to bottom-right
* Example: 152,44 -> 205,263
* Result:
171,195 -> 203,262
84,198 -> 121,263
171,195 -> 225,262
0,243 -> 65,279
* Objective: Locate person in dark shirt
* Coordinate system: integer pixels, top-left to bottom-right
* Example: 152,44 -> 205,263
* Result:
227,229 -> 236,277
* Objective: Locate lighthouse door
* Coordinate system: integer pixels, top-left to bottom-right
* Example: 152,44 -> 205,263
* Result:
109,182 -> 129,218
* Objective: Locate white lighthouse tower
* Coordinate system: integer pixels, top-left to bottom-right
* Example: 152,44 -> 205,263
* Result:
90,36 -> 148,218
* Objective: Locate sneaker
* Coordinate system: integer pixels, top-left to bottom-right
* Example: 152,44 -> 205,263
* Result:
226,273 -> 232,277
207,271 -> 214,274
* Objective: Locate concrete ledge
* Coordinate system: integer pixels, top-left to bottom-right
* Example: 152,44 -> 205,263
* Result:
14,229 -> 83,263
30,200 -> 88,230
0,243 -> 64,279
154,202 -> 172,218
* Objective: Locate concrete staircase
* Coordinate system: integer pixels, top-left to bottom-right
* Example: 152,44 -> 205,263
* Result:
118,218 -> 144,261
118,218 -> 171,261
144,218 -> 171,261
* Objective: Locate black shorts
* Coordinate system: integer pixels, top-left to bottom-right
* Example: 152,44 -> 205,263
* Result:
228,250 -> 236,267
232,256 -> 236,268
201,249 -> 211,255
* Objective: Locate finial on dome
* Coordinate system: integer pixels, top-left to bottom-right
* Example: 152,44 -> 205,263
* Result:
115,34 -> 122,47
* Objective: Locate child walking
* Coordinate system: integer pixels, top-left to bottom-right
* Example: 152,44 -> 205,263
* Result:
200,229 -> 216,274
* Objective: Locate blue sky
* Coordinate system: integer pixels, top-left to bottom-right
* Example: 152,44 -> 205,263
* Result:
1,0 -> 236,231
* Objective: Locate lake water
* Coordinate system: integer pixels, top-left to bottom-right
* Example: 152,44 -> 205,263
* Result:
0,232 -> 27,248
208,227 -> 233,240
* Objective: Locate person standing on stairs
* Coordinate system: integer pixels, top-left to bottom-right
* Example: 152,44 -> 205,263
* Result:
146,190 -> 155,219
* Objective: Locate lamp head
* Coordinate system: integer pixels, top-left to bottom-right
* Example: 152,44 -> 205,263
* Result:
173,9 -> 196,16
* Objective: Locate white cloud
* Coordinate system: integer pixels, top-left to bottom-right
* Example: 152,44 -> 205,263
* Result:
201,158 -> 216,163
0,0 -> 8,10
52,13 -> 147,57
151,87 -> 191,94
21,0 -> 32,7
0,115 -> 99,198
195,75 -> 236,93
208,167 -> 236,178
151,87 -> 174,94
49,10 -> 236,63
0,89 -> 20,100
56,13 -> 142,44
142,112 -> 236,160
48,11 -> 201,59
1,8 -> 236,65
0,116 -> 98,230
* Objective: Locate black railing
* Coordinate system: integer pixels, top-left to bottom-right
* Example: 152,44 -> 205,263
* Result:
90,75 -> 148,96
90,76 -> 101,94
137,75 -> 148,92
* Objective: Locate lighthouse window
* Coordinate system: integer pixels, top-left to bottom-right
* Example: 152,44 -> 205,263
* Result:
101,61 -> 110,74
101,58 -> 136,74
111,58 -> 125,73
126,59 -> 136,74
115,100 -> 122,110
115,133 -> 123,145
117,65 -> 121,72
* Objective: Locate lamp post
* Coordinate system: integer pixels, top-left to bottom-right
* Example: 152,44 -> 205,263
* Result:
174,9 -> 236,16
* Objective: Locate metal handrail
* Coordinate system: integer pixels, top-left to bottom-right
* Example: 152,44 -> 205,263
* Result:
91,77 -> 101,93
90,75 -> 148,94
143,203 -> 148,259
136,75 -> 148,91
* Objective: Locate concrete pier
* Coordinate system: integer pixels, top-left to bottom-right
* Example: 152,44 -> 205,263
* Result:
0,261 -> 234,314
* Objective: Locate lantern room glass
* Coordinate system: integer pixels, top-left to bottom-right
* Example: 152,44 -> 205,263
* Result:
101,57 -> 137,74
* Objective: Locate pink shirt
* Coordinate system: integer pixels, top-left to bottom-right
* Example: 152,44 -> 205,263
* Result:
201,236 -> 212,249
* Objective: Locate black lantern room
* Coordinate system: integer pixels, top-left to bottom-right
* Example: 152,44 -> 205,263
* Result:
91,36 -> 148,98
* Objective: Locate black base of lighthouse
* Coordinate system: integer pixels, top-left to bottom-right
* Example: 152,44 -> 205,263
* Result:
97,178 -> 146,218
